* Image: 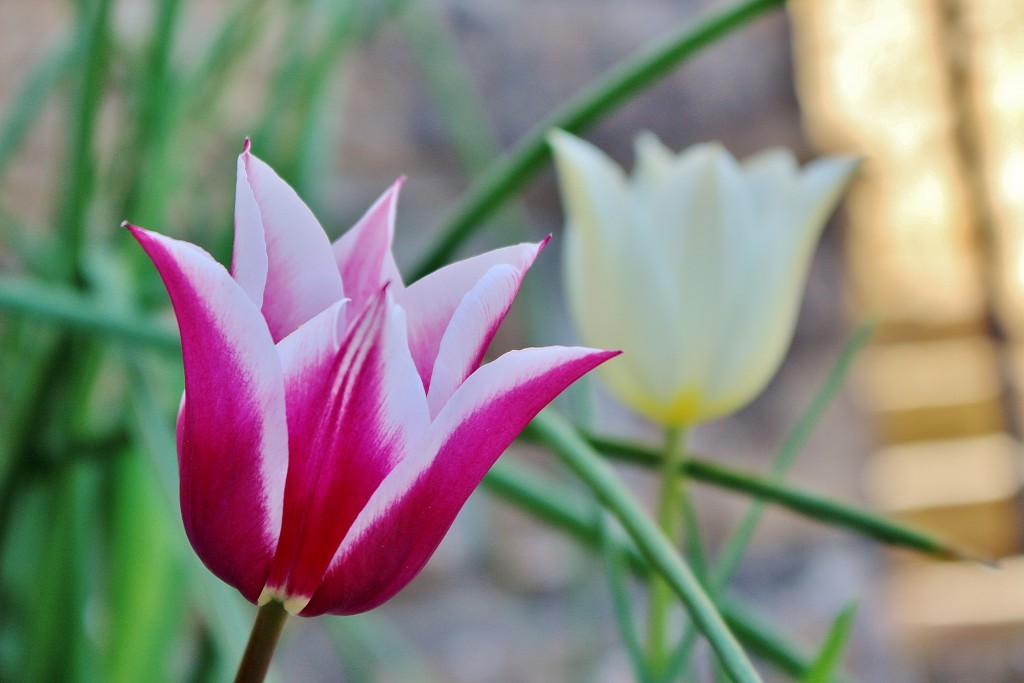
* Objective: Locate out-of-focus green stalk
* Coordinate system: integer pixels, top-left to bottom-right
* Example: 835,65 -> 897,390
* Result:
399,0 -> 554,353
710,323 -> 873,589
124,357 -> 276,682
122,0 -> 185,229
530,411 -> 762,683
56,0 -> 111,283
0,43 -> 76,180
254,0 -> 359,188
597,511 -> 649,682
0,277 -> 181,355
646,426 -> 688,678
484,459 -> 647,572
180,0 -> 273,119
801,603 -> 857,683
0,333 -> 71,562
324,614 -> 447,683
589,434 -> 971,563
400,1 -> 499,172
0,327 -> 60,511
25,465 -> 97,683
409,0 -> 785,279
722,602 -> 853,683
256,0 -> 411,195
106,451 -> 185,683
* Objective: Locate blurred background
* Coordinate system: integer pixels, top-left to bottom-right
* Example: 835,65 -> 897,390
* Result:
1,0 -> 1023,681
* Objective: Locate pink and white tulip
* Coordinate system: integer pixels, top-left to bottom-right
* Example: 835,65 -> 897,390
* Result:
128,141 -> 616,616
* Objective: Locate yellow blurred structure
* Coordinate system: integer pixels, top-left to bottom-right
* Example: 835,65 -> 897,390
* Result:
790,0 -> 1024,663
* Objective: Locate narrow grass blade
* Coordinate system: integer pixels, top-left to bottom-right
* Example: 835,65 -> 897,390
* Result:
0,277 -> 180,355
801,602 -> 857,683
123,358 -> 277,682
410,0 -> 784,279
180,0 -> 273,118
0,42 -> 76,180
56,0 -> 111,282
597,510 -> 650,682
588,435 -> 970,562
105,452 -> 186,683
26,465 -> 99,683
722,601 -> 854,683
529,411 -> 763,683
324,614 -> 446,683
119,0 -> 185,229
483,459 -> 647,573
712,323 -> 873,587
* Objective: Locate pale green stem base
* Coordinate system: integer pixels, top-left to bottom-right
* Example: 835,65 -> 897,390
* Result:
646,425 -> 688,679
233,600 -> 288,683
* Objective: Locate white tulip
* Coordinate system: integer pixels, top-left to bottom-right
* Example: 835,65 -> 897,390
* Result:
549,129 -> 858,426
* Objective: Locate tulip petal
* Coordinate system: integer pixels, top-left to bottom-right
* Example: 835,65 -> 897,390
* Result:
263,289 -> 429,608
240,147 -> 345,341
633,130 -> 676,183
332,179 -> 405,311
425,241 -> 545,416
700,154 -> 858,418
548,130 -> 630,239
303,345 -> 618,615
231,140 -> 269,308
399,242 -> 542,389
128,224 -> 288,603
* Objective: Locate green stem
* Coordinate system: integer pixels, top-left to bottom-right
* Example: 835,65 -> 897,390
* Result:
647,425 -> 687,678
712,323 -> 873,589
233,601 -> 288,683
57,0 -> 111,284
409,0 -> 784,279
532,411 -> 761,683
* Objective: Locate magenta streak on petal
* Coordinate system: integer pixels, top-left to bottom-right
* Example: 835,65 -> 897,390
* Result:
301,345 -> 618,616
398,240 -> 547,391
332,179 -> 405,312
128,224 -> 288,604
241,148 -> 345,342
264,288 -> 428,603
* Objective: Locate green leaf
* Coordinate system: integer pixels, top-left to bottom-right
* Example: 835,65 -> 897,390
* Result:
0,277 -> 181,355
483,459 -> 646,573
180,0 -> 274,120
56,0 -> 111,282
721,601 -> 811,679
119,0 -> 185,229
713,322 -> 874,587
123,358 -> 278,683
324,613 -> 446,683
528,411 -> 763,683
801,603 -> 858,683
590,436 -> 973,562
25,465 -> 99,683
597,510 -> 649,682
409,0 -> 785,279
0,42 -> 76,180
105,452 -> 185,683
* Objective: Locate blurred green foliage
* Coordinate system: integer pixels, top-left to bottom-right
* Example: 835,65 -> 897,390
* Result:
0,1 -> 422,679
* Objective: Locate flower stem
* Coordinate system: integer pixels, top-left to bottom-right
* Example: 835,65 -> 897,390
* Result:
233,600 -> 288,683
531,411 -> 761,683
647,425 -> 688,679
409,0 -> 785,280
